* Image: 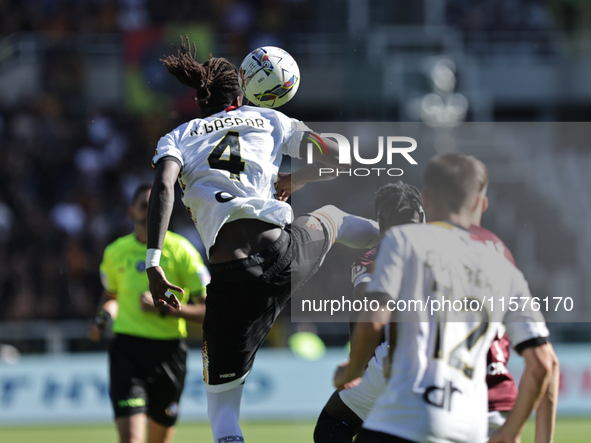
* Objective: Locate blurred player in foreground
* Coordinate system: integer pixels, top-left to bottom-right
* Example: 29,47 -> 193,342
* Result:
325,164 -> 559,443
314,181 -> 425,442
88,184 -> 209,443
146,37 -> 379,443
335,154 -> 558,443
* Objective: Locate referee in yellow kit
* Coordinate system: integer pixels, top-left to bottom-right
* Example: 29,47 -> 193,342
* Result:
88,184 -> 210,443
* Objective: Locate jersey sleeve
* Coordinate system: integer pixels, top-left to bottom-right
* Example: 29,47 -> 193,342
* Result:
274,111 -> 310,158
99,246 -> 117,294
503,268 -> 550,349
152,127 -> 184,169
178,240 -> 210,300
365,229 -> 406,300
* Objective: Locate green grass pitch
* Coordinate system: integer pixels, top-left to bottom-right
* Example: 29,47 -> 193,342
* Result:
0,418 -> 589,442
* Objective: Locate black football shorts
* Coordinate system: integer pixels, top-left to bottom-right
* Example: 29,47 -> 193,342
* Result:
109,333 -> 187,427
355,429 -> 416,443
202,214 -> 330,390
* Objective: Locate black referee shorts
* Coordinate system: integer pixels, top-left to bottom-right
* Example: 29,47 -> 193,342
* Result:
109,334 -> 187,427
202,214 -> 330,390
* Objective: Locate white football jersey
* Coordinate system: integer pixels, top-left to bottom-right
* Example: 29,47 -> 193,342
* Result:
152,105 -> 310,256
339,340 -> 389,421
363,222 -> 549,443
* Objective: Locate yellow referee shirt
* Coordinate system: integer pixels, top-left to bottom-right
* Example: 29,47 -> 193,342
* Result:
99,231 -> 209,340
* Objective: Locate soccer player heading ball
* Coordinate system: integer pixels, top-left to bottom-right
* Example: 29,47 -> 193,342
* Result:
145,36 -> 380,443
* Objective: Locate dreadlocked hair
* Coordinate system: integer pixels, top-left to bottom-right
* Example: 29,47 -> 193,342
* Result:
375,181 -> 424,232
161,35 -> 241,113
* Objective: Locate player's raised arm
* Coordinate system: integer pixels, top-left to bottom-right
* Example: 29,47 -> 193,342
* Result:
146,159 -> 185,309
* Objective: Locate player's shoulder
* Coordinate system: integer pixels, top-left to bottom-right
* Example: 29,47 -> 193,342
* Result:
103,233 -> 136,258
470,224 -> 516,265
470,225 -> 502,243
383,222 -> 442,244
470,233 -> 523,282
163,119 -> 195,139
384,222 -> 499,257
240,105 -> 285,117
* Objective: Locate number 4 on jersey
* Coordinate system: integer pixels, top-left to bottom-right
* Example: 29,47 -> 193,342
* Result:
208,131 -> 245,180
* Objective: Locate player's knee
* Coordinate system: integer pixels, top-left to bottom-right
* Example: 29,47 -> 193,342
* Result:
312,205 -> 344,219
314,408 -> 355,443
310,205 -> 347,234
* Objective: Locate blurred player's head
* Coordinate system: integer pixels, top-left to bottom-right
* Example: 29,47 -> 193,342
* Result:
423,154 -> 488,227
129,184 -> 151,228
375,181 -> 425,236
162,35 -> 242,117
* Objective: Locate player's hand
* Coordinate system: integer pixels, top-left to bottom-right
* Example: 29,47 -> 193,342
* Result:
275,172 -> 306,201
87,322 -> 104,342
140,292 -> 179,317
147,266 -> 184,310
275,172 -> 292,201
87,309 -> 111,342
333,361 -> 363,391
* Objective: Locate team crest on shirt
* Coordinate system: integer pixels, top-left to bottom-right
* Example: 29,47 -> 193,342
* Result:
136,261 -> 146,272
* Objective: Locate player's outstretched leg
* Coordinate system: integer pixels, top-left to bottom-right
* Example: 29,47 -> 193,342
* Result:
206,385 -> 245,443
289,205 -> 379,296
310,205 -> 380,250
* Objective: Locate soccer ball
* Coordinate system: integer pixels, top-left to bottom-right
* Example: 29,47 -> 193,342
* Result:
238,46 -> 300,108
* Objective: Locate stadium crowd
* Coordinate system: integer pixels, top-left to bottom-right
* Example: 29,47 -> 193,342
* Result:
0,0 -> 319,324
0,0 -> 584,326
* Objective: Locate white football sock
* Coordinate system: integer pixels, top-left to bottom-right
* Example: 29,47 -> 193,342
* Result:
206,384 -> 245,443
311,205 -> 380,250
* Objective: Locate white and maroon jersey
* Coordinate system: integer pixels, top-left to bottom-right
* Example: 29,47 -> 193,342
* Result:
351,247 -> 377,288
470,225 -> 518,412
363,222 -> 549,443
349,230 -> 518,418
486,326 -> 515,412
152,105 -> 309,257
470,225 -> 515,265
